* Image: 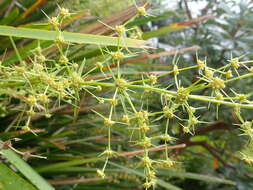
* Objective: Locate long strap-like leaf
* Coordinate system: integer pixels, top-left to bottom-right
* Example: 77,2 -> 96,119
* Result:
0,25 -> 148,48
0,142 -> 55,190
0,162 -> 37,190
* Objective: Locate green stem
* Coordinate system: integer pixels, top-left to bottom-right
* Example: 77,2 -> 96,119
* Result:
226,73 -> 253,83
82,82 -> 253,109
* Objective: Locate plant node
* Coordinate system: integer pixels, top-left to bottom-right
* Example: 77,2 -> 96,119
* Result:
122,114 -> 130,124
104,118 -> 115,127
149,75 -> 157,85
175,87 -> 189,104
163,106 -> 174,118
230,57 -> 240,69
210,77 -> 225,89
115,25 -> 126,36
96,169 -> 106,179
141,156 -> 152,167
196,59 -> 205,70
115,78 -> 128,91
137,6 -> 147,16
59,8 -> 70,18
112,51 -> 124,60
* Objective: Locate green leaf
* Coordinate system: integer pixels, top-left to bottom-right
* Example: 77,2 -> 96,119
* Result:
126,11 -> 175,28
142,16 -> 213,39
0,25 -> 148,48
0,8 -> 19,25
0,162 -> 37,190
36,157 -> 104,173
157,170 -> 236,185
0,142 -> 55,190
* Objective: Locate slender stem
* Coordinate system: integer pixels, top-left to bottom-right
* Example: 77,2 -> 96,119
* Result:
81,82 -> 253,109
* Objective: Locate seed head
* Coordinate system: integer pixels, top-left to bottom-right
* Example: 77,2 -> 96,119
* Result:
34,63 -> 44,71
115,78 -> 128,91
210,77 -> 225,89
104,118 -> 115,127
139,123 -> 150,133
139,136 -> 152,147
240,121 -> 252,130
98,98 -> 105,104
183,127 -> 190,134
96,86 -> 102,92
163,106 -> 174,118
48,17 -> 60,28
45,113 -> 52,118
237,94 -> 247,103
96,169 -> 105,179
59,55 -> 69,64
149,75 -> 157,85
112,51 -> 124,60
160,134 -> 175,141
35,47 -> 42,55
95,62 -> 103,70
59,8 -> 70,18
225,70 -> 233,78
15,66 -> 26,73
141,156 -> 152,167
23,125 -> 31,132
175,87 -> 189,104
161,159 -> 175,168
26,95 -> 37,105
230,57 -> 240,69
122,114 -> 130,124
147,170 -> 156,179
103,148 -> 115,157
135,111 -> 149,124
143,180 -> 156,189
37,55 -> 46,63
137,6 -> 147,16
215,91 -> 224,101
204,68 -> 214,79
38,94 -> 50,104
55,34 -> 65,44
71,72 -> 84,87
115,25 -> 126,36
109,98 -> 118,106
188,116 -> 199,126
243,156 -> 253,165
189,106 -> 196,113
196,59 -> 205,70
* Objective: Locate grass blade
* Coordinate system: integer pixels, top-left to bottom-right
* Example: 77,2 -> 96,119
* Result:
157,170 -> 236,185
0,25 -> 148,48
0,162 -> 37,190
0,143 -> 55,190
108,161 -> 182,190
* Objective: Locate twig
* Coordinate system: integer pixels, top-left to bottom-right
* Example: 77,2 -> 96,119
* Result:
0,140 -> 47,159
80,1 -> 152,35
108,46 -> 200,69
116,144 -> 186,158
174,121 -> 236,169
183,0 -> 192,20
185,141 -> 235,169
